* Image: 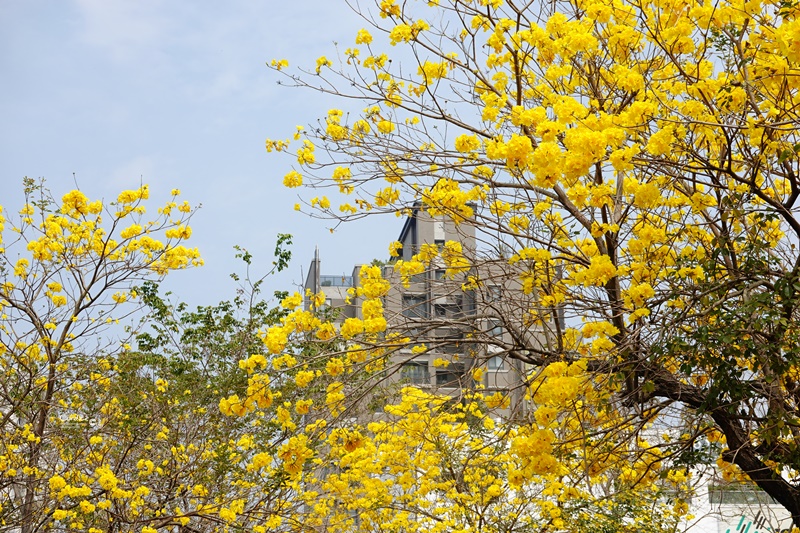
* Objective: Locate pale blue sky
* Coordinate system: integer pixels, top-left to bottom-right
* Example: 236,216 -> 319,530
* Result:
0,0 -> 398,307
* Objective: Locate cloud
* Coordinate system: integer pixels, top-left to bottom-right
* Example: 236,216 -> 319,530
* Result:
73,0 -> 170,62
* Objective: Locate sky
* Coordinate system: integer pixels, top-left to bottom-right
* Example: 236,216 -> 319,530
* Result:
0,0 -> 400,309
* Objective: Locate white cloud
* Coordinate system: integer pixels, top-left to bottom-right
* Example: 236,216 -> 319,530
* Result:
73,0 -> 170,62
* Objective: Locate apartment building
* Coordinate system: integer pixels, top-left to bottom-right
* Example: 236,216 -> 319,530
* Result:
304,208 -> 531,403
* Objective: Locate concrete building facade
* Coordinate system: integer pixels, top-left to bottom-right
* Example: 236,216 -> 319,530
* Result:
304,209 -> 528,402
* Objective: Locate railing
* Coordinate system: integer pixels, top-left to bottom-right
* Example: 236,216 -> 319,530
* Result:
319,275 -> 354,287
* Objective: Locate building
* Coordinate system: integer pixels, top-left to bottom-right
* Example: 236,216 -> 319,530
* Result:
304,208 -> 531,407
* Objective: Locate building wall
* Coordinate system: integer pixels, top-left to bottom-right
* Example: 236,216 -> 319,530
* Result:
686,476 -> 792,532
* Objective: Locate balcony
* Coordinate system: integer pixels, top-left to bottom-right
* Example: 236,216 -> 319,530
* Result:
320,275 -> 354,287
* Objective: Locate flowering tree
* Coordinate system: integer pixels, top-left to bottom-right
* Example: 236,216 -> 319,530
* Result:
1,180 -> 342,532
258,0 -> 800,527
0,179 -> 210,531
305,384 -> 693,533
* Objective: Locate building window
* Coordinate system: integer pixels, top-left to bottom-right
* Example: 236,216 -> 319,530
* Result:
708,485 -> 776,505
488,356 -> 505,370
486,285 -> 501,302
401,362 -> 430,385
433,331 -> 464,355
438,343 -> 461,355
434,220 -> 445,241
434,303 -> 463,319
402,294 -> 428,319
436,364 -> 465,387
320,275 -> 354,287
410,272 -> 427,284
434,269 -> 446,281
489,320 -> 503,338
464,293 -> 477,316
